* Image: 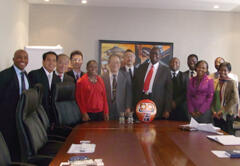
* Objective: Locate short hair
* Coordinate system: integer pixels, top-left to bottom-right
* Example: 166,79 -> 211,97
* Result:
219,62 -> 231,72
108,54 -> 120,63
150,46 -> 161,55
86,60 -> 97,68
124,49 -> 134,54
188,54 -> 198,61
70,50 -> 83,60
42,51 -> 57,61
57,54 -> 69,62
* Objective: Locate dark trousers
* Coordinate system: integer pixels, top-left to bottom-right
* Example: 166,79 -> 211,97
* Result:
88,112 -> 104,121
214,115 -> 234,134
109,102 -> 119,120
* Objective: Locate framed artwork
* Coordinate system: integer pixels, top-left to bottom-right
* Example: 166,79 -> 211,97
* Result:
99,40 -> 174,74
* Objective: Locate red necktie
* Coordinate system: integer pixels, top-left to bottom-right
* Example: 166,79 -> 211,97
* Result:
143,66 -> 154,93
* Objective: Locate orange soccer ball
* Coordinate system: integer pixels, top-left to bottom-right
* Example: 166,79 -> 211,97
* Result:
136,99 -> 157,123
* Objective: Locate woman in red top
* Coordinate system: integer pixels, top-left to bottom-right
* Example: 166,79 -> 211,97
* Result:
76,60 -> 109,121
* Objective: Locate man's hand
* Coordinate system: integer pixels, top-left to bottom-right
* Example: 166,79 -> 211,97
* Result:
171,101 -> 176,110
162,111 -> 170,119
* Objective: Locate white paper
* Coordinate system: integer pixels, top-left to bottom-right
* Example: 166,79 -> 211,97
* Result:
207,135 -> 240,145
67,143 -> 96,153
180,117 -> 222,134
211,150 -> 229,158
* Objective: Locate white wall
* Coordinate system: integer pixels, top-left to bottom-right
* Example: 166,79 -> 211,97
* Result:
29,4 -> 240,75
0,0 -> 29,71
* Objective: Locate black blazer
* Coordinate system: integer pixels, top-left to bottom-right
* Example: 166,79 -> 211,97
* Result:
28,67 -> 59,122
0,66 -> 30,159
169,71 -> 189,121
132,62 -> 172,119
66,70 -> 85,83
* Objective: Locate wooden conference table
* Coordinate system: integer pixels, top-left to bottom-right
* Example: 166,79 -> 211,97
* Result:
50,121 -> 240,166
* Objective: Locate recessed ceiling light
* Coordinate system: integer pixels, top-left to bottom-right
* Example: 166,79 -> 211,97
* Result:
213,5 -> 219,9
44,0 -> 49,2
81,0 -> 87,4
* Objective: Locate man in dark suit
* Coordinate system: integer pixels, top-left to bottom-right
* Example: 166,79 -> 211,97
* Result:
0,49 -> 29,161
184,54 -> 198,79
102,54 -> 132,120
66,50 -> 85,82
28,51 -> 59,124
168,57 -> 189,121
133,46 -> 172,120
55,54 -> 74,83
120,49 -> 137,81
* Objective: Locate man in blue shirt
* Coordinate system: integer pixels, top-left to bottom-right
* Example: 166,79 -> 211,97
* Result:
0,49 -> 29,161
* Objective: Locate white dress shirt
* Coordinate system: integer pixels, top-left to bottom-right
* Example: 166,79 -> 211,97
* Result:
125,66 -> 134,77
143,62 -> 159,94
188,70 -> 197,78
171,70 -> 179,78
55,71 -> 64,82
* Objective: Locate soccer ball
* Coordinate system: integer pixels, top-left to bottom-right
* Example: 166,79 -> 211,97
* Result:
136,99 -> 157,123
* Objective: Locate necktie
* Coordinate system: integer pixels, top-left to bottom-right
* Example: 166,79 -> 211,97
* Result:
76,73 -> 80,80
112,74 -> 117,102
173,72 -> 176,78
143,66 -> 154,93
128,68 -> 133,80
48,73 -> 52,89
21,72 -> 26,93
191,71 -> 194,77
58,74 -> 63,82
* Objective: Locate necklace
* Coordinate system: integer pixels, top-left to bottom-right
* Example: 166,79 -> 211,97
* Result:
88,76 -> 97,83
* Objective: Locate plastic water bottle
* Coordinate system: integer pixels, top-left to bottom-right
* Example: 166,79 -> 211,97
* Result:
128,112 -> 134,124
119,112 -> 125,124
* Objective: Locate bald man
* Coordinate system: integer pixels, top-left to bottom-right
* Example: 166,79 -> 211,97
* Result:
210,57 -> 225,80
0,49 -> 30,161
168,57 -> 189,121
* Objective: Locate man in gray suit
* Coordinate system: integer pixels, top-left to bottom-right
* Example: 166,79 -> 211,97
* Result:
102,54 -> 132,120
133,46 -> 172,120
55,54 -> 74,83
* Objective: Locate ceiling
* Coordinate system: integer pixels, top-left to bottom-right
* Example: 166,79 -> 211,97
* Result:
27,0 -> 240,12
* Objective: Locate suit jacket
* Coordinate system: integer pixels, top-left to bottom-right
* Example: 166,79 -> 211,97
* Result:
211,79 -> 239,116
28,67 -> 59,123
55,73 -> 75,83
120,66 -> 137,80
101,71 -> 132,119
133,62 -> 172,119
169,71 -> 189,121
0,66 -> 29,160
66,70 -> 85,83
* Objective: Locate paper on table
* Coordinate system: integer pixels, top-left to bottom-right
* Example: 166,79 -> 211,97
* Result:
180,117 -> 222,134
67,143 -> 96,153
207,135 -> 240,145
211,150 -> 229,158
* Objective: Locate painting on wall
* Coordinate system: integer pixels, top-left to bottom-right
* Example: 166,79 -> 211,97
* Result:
99,40 -> 174,74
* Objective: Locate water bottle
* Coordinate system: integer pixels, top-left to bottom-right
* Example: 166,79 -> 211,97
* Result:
128,112 -> 134,124
119,112 -> 125,124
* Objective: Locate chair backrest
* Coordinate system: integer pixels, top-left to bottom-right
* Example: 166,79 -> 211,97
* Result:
52,82 -> 81,126
34,84 -> 50,130
16,89 -> 48,160
0,132 -> 11,166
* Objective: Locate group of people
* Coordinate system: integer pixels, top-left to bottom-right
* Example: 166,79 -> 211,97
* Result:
0,47 -> 239,161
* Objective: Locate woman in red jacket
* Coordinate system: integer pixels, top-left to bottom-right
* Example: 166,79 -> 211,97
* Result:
76,60 -> 109,121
